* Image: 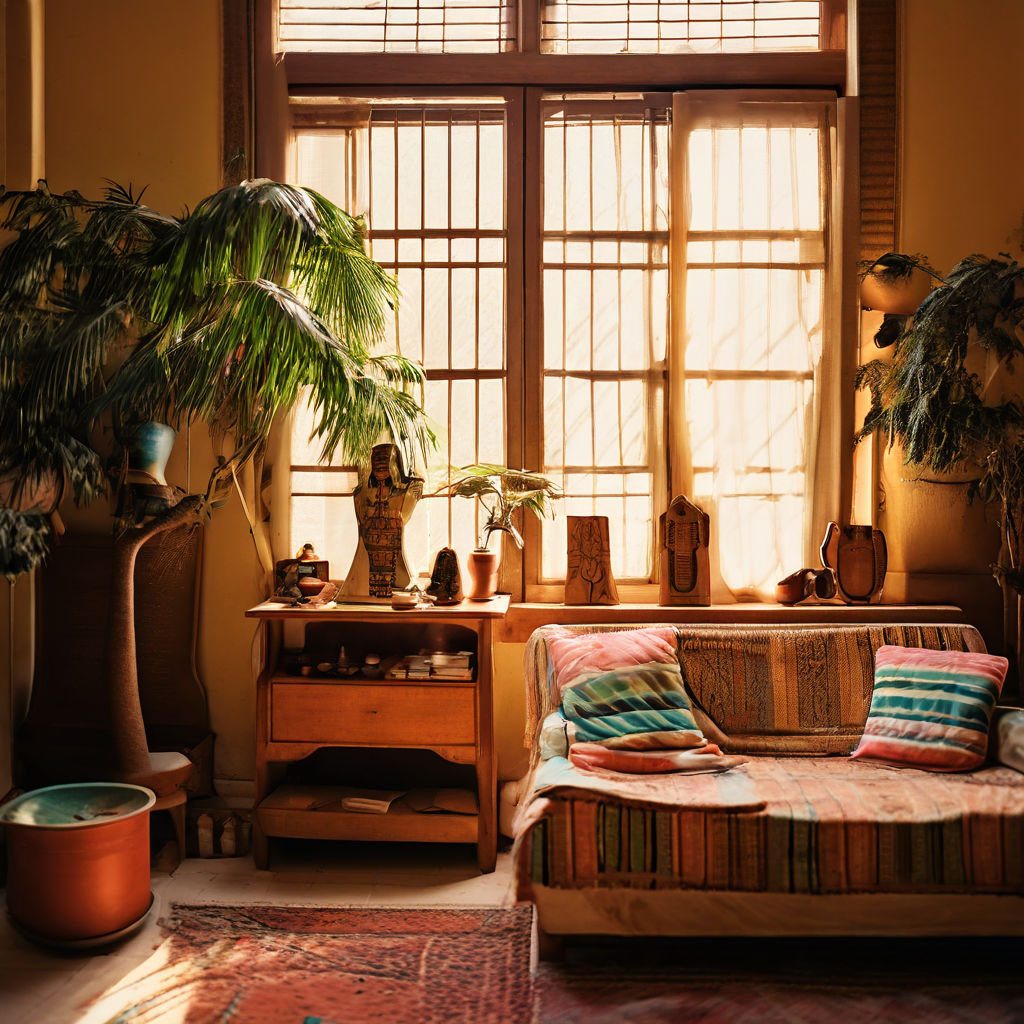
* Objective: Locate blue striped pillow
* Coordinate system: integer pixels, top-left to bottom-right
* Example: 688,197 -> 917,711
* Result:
851,645 -> 1007,771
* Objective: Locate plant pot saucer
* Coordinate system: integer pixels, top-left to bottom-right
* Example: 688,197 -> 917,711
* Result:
7,892 -> 155,952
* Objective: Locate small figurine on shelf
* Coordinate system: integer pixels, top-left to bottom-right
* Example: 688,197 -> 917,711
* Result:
426,547 -> 463,605
274,542 -> 330,605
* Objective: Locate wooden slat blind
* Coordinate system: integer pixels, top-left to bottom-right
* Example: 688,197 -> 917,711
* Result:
858,0 -> 900,263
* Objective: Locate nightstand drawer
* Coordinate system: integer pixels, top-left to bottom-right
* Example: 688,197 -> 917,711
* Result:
271,681 -> 476,746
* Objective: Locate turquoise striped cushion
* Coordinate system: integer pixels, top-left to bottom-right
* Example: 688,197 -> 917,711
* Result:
851,645 -> 1007,772
561,661 -> 706,750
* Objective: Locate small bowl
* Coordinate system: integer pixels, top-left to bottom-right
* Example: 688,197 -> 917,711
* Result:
391,590 -> 418,609
298,578 -> 326,597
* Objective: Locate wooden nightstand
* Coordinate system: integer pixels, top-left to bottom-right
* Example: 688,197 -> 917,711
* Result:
245,595 -> 509,872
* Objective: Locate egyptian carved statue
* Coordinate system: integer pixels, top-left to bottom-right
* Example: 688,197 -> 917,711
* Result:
339,443 -> 423,602
426,547 -> 463,605
659,495 -> 710,606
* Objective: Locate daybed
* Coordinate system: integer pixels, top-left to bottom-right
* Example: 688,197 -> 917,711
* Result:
512,623 -> 1024,955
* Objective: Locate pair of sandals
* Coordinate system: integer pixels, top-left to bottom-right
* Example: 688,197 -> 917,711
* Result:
775,566 -> 837,606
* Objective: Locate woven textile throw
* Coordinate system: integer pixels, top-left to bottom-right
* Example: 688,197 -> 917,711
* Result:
851,645 -> 1007,772
675,624 -> 986,755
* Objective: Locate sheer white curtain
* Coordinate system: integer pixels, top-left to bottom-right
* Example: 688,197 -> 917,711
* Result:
672,92 -> 839,601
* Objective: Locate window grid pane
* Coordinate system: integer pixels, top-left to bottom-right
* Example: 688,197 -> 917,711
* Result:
541,0 -> 823,54
279,0 -> 518,53
540,99 -> 671,583
290,107 -> 507,576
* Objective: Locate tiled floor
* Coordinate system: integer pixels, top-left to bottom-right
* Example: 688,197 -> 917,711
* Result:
0,839 -> 516,1024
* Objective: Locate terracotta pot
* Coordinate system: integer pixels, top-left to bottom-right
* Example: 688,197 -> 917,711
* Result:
465,548 -> 500,601
1,783 -> 155,944
860,264 -> 933,315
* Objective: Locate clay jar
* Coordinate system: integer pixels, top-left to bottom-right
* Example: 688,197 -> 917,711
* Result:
465,548 -> 500,601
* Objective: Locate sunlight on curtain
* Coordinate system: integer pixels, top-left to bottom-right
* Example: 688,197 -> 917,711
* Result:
680,98 -> 830,599
540,97 -> 670,582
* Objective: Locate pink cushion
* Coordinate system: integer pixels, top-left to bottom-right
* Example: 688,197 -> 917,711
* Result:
546,627 -> 677,696
851,645 -> 1007,772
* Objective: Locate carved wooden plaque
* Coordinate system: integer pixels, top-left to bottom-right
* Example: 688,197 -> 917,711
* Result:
565,515 -> 620,605
659,495 -> 710,606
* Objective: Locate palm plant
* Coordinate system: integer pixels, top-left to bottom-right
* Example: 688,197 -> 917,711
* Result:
434,465 -> 561,550
0,178 -> 435,786
856,252 -> 1024,676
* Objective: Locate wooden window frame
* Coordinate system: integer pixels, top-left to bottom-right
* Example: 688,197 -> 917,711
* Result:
258,0 -> 859,604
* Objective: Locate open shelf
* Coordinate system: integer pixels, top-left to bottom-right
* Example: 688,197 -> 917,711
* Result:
256,784 -> 478,844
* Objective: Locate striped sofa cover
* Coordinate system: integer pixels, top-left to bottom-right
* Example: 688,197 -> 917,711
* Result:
515,623 -> 1024,915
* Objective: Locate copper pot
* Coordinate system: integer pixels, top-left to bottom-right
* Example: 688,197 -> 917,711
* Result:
1,783 -> 155,943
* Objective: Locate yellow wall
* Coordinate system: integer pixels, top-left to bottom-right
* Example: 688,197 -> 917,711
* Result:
879,0 -> 1024,652
40,0 -> 265,782
15,0 -> 1024,790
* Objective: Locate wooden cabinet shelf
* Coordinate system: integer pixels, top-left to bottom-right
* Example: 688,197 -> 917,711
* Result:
247,596 -> 508,872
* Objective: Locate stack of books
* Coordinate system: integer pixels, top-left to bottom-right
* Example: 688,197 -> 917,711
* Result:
385,650 -> 474,681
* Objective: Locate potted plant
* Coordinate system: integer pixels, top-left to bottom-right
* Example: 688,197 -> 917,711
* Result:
856,252 -> 1024,679
0,179 -> 435,790
433,465 -> 561,600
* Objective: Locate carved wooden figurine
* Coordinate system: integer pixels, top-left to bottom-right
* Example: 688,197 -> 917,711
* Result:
565,515 -> 620,605
819,522 -> 887,604
659,495 -> 710,606
426,547 -> 463,605
340,443 -> 423,603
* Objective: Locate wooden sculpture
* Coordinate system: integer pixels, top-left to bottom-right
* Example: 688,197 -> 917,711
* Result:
659,495 -> 711,606
819,522 -> 887,604
340,443 -> 424,603
565,515 -> 620,605
426,547 -> 463,605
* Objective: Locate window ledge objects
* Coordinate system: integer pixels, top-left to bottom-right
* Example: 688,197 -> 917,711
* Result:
494,603 -> 966,643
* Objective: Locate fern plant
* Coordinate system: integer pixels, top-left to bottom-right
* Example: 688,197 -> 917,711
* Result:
857,252 -> 1024,670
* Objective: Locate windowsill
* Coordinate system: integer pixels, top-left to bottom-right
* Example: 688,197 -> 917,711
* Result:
494,602 -> 965,643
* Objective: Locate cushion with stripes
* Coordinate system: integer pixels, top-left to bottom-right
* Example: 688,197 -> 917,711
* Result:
851,645 -> 1007,772
547,628 -> 707,752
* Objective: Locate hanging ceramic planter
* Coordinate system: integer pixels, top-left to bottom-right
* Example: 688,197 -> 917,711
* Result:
859,253 -> 938,315
124,421 -> 176,486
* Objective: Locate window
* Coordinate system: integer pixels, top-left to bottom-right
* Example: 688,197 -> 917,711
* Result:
540,0 -> 825,55
279,2 -> 845,602
289,97 -> 513,574
278,0 -> 517,53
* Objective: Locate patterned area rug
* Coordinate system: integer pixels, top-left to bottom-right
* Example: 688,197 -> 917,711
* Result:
101,905 -> 1024,1024
103,905 -> 533,1023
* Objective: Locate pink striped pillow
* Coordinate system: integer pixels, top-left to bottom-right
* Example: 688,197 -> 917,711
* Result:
851,645 -> 1007,772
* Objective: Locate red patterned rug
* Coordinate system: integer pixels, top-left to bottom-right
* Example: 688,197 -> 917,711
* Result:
101,905 -> 1024,1024
106,905 -> 533,1023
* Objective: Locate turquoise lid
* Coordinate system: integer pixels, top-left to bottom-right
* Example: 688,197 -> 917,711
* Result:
0,783 -> 156,828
